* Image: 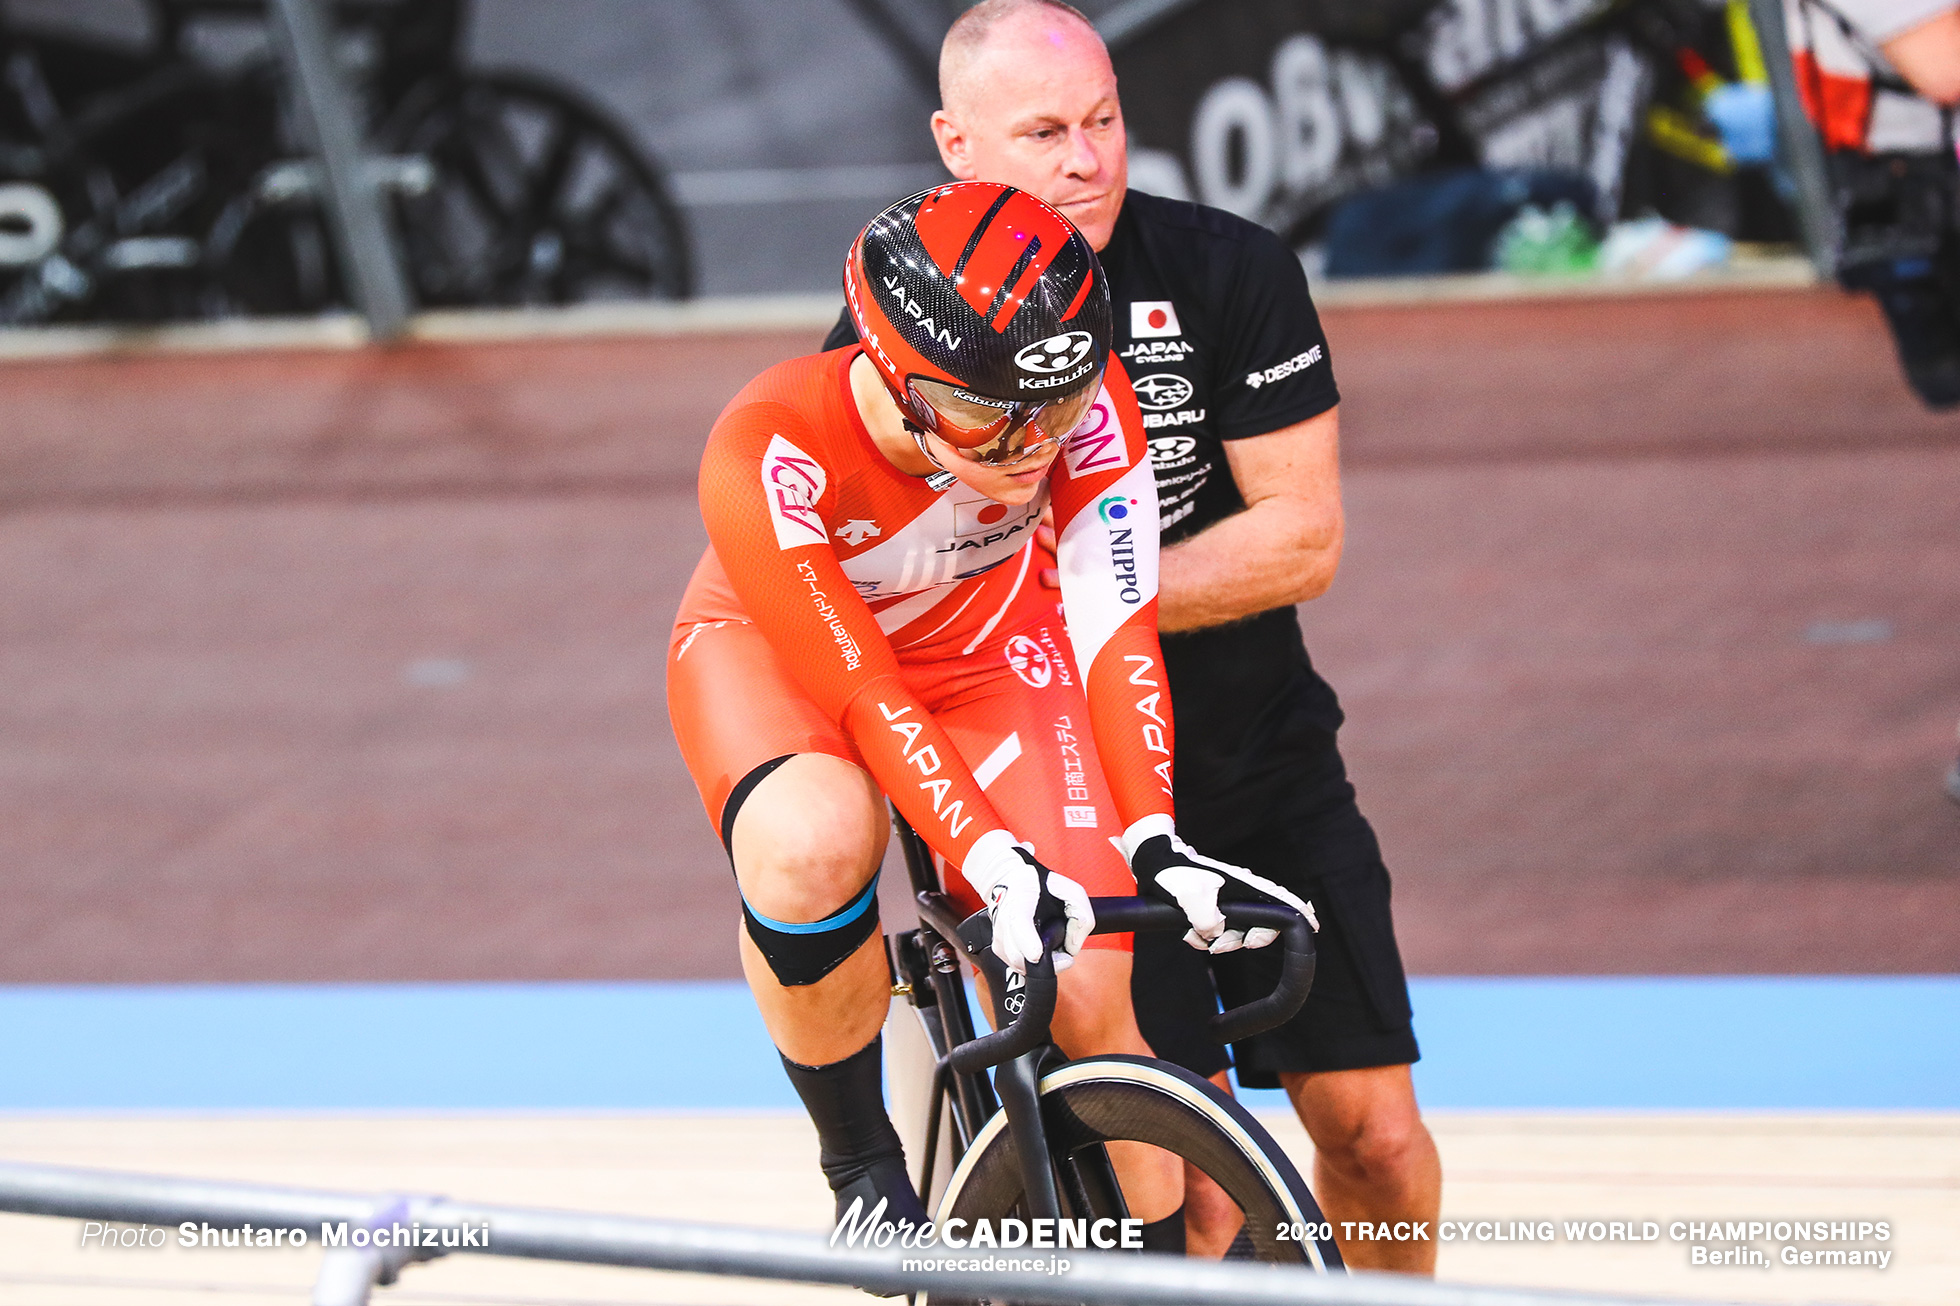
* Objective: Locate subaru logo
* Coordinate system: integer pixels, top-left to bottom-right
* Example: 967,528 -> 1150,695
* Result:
1132,372 -> 1193,411
1015,330 -> 1094,375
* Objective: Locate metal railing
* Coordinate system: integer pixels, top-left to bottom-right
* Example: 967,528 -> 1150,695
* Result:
0,1159 -> 1764,1306
263,0 -> 412,339
1745,0 -> 1839,275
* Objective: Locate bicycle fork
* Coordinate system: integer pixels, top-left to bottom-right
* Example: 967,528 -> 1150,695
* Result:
971,954 -> 1126,1227
891,807 -> 1127,1228
986,1007 -> 1062,1222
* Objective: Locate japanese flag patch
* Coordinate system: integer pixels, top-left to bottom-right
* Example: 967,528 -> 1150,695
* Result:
1130,301 -> 1182,339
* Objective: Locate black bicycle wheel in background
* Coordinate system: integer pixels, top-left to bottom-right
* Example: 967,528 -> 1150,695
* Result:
382,71 -> 692,307
0,33 -> 297,324
930,1054 -> 1341,1300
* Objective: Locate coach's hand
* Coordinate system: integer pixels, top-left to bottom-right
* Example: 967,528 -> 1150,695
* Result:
962,829 -> 1094,975
1123,817 -> 1318,953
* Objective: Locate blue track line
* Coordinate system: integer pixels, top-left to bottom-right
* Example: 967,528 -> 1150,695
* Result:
0,977 -> 1953,1111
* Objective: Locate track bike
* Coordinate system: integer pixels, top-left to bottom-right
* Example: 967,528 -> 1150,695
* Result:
882,811 -> 1344,1298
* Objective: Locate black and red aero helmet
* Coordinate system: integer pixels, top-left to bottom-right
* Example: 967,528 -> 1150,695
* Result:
845,182 -> 1111,459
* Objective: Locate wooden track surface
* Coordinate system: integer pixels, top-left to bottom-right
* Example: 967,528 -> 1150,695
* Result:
0,286 -> 1956,982
1,1111 -> 1953,1304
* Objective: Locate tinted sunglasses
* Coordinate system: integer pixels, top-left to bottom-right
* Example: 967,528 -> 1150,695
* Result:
909,371 -> 1105,468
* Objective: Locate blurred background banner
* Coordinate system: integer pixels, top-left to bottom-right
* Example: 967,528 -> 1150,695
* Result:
1,0 -> 1820,326
1112,0 -> 1639,237
1106,0 -> 1802,274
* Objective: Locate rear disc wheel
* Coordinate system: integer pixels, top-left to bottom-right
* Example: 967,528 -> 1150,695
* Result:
927,1054 -> 1341,1301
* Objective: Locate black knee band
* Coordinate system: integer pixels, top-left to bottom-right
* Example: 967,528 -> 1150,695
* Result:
742,874 -> 882,987
721,754 -> 797,852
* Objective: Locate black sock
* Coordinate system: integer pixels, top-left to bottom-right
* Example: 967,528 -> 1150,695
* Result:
780,1035 -> 929,1228
1139,1206 -> 1186,1254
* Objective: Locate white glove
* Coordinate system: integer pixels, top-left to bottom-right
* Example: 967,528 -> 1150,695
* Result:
961,828 -> 1095,975
1121,814 -> 1318,954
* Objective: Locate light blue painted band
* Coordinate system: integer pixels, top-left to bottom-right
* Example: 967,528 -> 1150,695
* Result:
741,872 -> 880,935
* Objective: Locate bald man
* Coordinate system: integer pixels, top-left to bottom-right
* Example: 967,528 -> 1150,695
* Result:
829,0 -> 1440,1273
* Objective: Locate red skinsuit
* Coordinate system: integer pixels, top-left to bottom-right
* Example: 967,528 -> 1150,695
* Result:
668,348 -> 1171,926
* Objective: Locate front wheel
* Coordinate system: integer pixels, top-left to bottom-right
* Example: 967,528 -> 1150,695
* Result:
935,1054 -> 1342,1281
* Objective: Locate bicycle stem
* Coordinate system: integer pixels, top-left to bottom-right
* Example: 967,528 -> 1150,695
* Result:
916,892 -> 1061,1077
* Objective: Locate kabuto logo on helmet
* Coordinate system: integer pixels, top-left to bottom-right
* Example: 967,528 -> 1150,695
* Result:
1015,331 -> 1095,375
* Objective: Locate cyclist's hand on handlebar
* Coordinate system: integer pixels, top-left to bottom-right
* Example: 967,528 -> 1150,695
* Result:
962,829 -> 1094,975
1123,817 -> 1318,954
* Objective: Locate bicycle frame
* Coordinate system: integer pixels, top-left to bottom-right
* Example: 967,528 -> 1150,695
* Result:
886,813 -> 1003,1207
884,808 -> 1316,1225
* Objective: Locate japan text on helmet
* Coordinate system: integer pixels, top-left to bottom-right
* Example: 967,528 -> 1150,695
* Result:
845,182 -> 1112,464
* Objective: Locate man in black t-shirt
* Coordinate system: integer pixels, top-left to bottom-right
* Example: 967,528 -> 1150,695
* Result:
826,0 -> 1441,1271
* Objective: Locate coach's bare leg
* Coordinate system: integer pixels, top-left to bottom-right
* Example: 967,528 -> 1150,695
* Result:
1281,1065 -> 1440,1274
1178,1071 -> 1245,1256
974,949 -> 1183,1224
730,753 -> 890,1066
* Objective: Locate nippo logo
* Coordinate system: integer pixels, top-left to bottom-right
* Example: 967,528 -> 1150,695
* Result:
1004,634 -> 1052,688
1015,330 -> 1094,375
1098,495 -> 1137,523
1131,373 -> 1193,411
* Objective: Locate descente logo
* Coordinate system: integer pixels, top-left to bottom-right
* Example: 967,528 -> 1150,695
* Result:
1245,344 -> 1323,389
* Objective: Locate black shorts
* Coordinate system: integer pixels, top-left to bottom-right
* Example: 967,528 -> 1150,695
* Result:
1131,741 -> 1418,1088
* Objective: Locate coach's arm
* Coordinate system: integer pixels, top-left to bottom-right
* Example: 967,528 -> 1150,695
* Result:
1884,8 -> 1960,106
1156,405 -> 1343,633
